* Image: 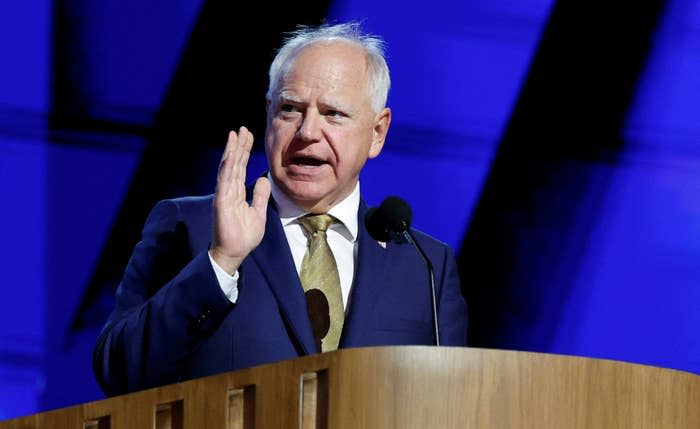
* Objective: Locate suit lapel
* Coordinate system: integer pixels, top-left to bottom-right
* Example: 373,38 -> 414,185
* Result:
340,201 -> 392,347
249,201 -> 316,355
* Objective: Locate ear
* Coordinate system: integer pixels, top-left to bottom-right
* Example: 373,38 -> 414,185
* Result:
368,107 -> 391,159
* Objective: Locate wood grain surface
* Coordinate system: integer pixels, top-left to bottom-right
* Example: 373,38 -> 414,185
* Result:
1,346 -> 698,428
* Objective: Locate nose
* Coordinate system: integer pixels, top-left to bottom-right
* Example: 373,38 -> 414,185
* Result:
296,110 -> 322,142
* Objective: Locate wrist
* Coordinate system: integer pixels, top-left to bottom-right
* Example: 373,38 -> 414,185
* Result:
208,247 -> 244,275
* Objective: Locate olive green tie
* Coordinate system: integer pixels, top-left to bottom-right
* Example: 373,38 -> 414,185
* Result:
298,214 -> 344,352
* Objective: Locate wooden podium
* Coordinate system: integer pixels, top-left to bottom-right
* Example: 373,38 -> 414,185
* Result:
2,346 -> 699,428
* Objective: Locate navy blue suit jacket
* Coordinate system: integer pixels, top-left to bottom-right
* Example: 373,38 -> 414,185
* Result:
93,193 -> 467,396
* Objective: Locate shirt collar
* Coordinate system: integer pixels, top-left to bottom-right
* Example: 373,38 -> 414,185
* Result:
268,172 -> 359,242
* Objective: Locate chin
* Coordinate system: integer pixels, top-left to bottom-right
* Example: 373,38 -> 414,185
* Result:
289,189 -> 330,207
280,179 -> 331,206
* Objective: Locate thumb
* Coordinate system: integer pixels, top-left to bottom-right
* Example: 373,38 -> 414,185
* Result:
251,176 -> 271,214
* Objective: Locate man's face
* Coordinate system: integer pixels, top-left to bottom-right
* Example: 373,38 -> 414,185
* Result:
265,42 -> 391,213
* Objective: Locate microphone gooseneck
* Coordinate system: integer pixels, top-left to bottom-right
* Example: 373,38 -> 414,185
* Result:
364,196 -> 440,346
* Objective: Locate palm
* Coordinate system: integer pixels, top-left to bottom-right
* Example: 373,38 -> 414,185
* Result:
214,185 -> 267,257
210,127 -> 271,273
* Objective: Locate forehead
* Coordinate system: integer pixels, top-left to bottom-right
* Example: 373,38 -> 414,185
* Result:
278,42 -> 370,99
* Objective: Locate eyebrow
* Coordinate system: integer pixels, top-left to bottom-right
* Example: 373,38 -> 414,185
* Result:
277,92 -> 355,116
319,100 -> 355,115
277,92 -> 305,105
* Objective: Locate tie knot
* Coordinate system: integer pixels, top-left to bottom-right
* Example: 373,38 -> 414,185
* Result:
298,213 -> 337,235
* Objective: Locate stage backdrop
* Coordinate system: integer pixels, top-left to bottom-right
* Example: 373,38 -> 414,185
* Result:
1,0 -> 699,420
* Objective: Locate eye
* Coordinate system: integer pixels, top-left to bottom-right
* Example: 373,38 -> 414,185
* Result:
325,109 -> 345,118
280,104 -> 296,112
278,103 -> 302,119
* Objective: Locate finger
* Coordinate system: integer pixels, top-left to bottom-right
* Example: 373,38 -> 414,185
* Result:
229,127 -> 248,202
217,131 -> 233,182
238,148 -> 251,184
217,131 -> 238,197
221,130 -> 239,166
251,176 -> 271,215
231,127 -> 253,202
236,127 -> 253,183
240,126 -> 254,151
235,126 -> 252,176
227,130 -> 245,195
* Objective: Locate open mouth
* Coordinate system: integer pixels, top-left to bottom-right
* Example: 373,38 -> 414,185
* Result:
291,157 -> 327,167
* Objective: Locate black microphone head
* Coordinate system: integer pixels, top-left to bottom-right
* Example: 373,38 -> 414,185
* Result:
364,206 -> 389,241
364,196 -> 413,241
379,196 -> 412,232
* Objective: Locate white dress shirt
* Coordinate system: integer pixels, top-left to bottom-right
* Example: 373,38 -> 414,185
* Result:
209,177 -> 359,310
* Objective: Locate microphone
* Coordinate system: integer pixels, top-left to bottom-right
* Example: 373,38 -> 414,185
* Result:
365,196 -> 412,241
365,196 -> 440,346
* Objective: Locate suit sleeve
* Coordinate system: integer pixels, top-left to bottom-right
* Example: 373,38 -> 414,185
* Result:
436,246 -> 468,346
93,199 -> 234,396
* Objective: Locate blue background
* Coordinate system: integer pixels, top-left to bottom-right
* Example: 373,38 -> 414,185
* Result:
1,0 -> 699,419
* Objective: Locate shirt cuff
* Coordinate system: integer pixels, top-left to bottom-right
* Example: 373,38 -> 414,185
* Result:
208,251 -> 239,303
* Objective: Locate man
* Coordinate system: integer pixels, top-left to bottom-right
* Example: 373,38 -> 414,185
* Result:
93,22 -> 467,396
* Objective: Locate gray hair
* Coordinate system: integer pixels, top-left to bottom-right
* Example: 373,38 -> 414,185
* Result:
267,22 -> 391,112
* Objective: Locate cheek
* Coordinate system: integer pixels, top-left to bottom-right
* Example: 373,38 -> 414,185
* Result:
266,121 -> 288,158
337,128 -> 373,163
264,133 -> 276,160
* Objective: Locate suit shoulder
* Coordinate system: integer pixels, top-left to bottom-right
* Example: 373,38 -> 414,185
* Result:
140,195 -> 213,236
409,226 -> 448,246
150,194 -> 213,216
167,194 -> 214,207
409,227 -> 454,256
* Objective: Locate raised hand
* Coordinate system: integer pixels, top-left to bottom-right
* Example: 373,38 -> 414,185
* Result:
209,127 -> 271,274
